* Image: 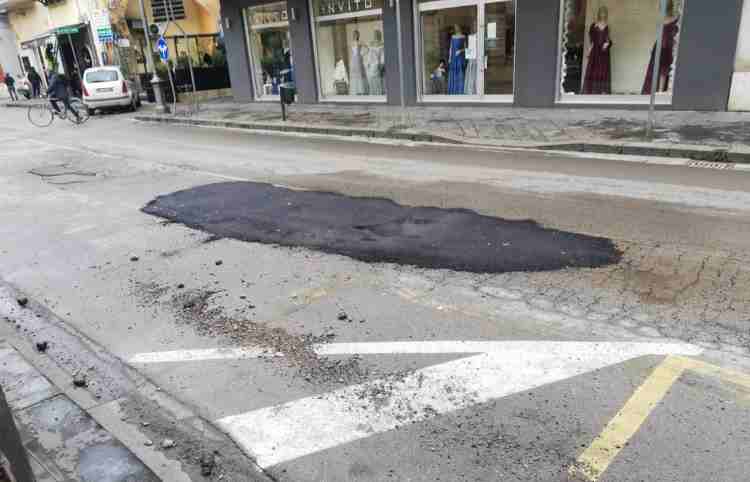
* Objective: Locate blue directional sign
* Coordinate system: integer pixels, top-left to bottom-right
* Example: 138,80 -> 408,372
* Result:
157,36 -> 169,61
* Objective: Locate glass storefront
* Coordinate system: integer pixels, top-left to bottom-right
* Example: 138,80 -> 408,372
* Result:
418,0 -> 515,99
559,0 -> 684,102
312,0 -> 386,99
244,2 -> 293,99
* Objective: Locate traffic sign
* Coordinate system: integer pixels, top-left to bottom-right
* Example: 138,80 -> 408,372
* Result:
157,36 -> 169,61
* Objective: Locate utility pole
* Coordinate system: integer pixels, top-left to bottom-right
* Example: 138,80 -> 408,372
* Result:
138,0 -> 169,113
646,0 -> 668,139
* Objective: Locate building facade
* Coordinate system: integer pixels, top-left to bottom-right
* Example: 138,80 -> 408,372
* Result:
220,0 -> 746,111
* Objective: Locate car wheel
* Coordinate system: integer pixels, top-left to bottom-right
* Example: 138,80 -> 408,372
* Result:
87,108 -> 95,116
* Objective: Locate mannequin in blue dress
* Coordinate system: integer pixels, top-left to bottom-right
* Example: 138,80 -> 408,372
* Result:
447,25 -> 466,95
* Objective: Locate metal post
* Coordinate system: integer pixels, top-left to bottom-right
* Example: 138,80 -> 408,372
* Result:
138,0 -> 169,113
67,34 -> 82,96
0,386 -> 36,482
394,0 -> 407,126
647,0 -> 668,139
165,0 -> 198,114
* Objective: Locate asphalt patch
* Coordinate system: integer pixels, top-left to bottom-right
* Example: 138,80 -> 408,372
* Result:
142,182 -> 620,273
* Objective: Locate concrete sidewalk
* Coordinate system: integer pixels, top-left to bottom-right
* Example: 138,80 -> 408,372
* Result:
129,98 -> 750,162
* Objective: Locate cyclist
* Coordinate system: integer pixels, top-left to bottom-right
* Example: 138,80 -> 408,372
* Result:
47,72 -> 79,122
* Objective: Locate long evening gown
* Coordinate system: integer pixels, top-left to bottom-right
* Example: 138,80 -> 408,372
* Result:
447,35 -> 466,95
366,44 -> 385,95
582,24 -> 612,94
349,44 -> 369,95
642,17 -> 679,94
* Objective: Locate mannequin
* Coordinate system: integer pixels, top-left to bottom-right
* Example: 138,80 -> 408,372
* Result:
642,0 -> 679,94
349,30 -> 369,95
447,24 -> 466,95
582,6 -> 612,94
463,27 -> 478,95
366,30 -> 385,95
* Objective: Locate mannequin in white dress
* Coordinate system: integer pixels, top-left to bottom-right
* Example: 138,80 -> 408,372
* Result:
366,30 -> 385,95
349,30 -> 369,95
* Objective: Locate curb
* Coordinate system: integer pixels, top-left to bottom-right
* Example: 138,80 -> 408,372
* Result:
134,114 -> 462,144
0,281 -> 273,482
133,114 -> 750,164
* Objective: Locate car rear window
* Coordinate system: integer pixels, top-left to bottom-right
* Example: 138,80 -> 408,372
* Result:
85,71 -> 118,83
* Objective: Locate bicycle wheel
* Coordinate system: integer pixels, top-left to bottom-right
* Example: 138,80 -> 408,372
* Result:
27,103 -> 54,127
67,98 -> 90,125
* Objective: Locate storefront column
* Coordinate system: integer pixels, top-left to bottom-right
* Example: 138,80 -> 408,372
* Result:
382,0 -> 417,106
287,0 -> 318,103
221,0 -> 255,101
672,0 -> 743,111
513,0 -> 560,108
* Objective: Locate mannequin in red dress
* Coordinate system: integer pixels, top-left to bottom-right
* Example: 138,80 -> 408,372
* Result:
642,0 -> 679,94
582,6 -> 612,95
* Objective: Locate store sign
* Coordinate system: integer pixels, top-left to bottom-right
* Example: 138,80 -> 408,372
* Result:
251,7 -> 289,25
314,0 -> 383,16
92,10 -> 114,42
57,26 -> 80,35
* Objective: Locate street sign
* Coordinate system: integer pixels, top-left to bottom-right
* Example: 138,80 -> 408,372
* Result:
157,36 -> 169,61
57,26 -> 80,35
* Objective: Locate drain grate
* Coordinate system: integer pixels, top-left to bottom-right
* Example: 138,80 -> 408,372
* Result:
687,160 -> 734,170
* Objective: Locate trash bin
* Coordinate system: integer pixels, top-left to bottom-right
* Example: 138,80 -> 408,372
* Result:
279,83 -> 296,121
280,83 -> 296,105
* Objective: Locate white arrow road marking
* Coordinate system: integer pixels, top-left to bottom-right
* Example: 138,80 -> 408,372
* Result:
130,341 -> 702,469
128,340 -> 701,364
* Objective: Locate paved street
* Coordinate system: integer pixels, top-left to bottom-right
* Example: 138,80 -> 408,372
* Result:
1,107 -> 750,481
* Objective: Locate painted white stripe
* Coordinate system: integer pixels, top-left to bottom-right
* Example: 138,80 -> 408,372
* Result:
129,340 -> 702,364
216,341 -> 701,468
129,347 -> 284,364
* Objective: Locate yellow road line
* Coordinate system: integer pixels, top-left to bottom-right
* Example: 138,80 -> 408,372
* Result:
569,355 -> 750,481
569,355 -> 686,481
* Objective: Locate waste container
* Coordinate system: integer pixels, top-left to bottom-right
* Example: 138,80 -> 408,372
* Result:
279,83 -> 295,121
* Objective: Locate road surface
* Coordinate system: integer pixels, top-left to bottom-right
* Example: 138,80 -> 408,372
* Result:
1,107 -> 749,481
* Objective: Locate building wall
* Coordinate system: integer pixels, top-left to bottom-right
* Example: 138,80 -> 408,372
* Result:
0,14 -> 21,77
729,0 -> 750,111
125,0 -> 220,36
47,0 -> 83,28
221,0 -> 745,111
8,3 -> 51,43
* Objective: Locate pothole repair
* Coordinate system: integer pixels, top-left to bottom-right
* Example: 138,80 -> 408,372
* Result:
143,181 -> 621,273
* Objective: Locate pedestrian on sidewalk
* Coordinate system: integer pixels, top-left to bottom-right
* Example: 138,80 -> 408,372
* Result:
28,67 -> 42,98
4,73 -> 18,101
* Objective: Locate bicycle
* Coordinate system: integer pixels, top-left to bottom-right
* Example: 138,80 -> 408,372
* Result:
27,96 -> 90,127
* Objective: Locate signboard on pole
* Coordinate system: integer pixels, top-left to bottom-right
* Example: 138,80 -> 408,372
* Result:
92,10 -> 114,42
157,36 -> 169,61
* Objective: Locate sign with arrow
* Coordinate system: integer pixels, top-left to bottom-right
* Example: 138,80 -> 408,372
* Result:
157,36 -> 169,62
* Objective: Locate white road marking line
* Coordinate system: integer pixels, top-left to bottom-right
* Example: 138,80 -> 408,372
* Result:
129,340 -> 702,364
212,341 -> 700,468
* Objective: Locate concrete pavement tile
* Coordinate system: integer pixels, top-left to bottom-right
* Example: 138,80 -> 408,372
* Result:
0,343 -> 59,411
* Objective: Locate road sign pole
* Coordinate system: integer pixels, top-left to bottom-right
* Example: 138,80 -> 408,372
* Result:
647,0 -> 668,139
138,0 -> 169,113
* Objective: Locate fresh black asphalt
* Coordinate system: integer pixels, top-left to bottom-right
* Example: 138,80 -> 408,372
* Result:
143,182 -> 621,273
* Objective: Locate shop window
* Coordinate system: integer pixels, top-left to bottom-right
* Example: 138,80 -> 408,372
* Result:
312,0 -> 386,98
244,2 -> 293,99
418,0 -> 515,99
559,0 -> 683,101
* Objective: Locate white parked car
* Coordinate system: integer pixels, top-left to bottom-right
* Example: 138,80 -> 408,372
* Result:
82,66 -> 141,114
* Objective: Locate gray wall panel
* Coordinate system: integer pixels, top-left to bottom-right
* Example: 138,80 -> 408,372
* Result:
288,0 -> 318,103
672,0 -> 743,111
221,0 -> 254,101
514,0 -> 560,107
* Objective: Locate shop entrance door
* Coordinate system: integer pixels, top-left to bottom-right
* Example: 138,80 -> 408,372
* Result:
417,0 -> 515,101
243,2 -> 293,101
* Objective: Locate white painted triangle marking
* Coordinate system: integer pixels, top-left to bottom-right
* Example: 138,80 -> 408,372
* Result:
205,341 -> 701,469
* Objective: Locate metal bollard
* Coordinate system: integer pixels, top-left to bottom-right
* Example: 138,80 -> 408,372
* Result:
0,385 -> 35,482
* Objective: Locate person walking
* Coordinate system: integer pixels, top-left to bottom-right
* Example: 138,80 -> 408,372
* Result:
28,67 -> 42,98
46,72 -> 79,121
4,72 -> 18,101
